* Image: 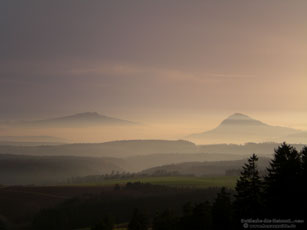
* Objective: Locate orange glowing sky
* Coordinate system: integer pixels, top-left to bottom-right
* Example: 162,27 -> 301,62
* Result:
0,0 -> 306,133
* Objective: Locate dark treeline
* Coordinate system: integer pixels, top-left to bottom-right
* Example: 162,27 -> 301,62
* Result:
3,143 -> 305,230
146,143 -> 307,230
66,171 -> 184,184
109,143 -> 306,230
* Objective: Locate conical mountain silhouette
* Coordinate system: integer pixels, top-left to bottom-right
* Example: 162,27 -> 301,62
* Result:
188,113 -> 299,144
219,113 -> 266,126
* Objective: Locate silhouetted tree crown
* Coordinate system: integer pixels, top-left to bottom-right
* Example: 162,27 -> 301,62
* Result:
301,146 -> 307,178
29,143 -> 307,230
234,153 -> 263,218
300,146 -> 307,220
264,142 -> 303,218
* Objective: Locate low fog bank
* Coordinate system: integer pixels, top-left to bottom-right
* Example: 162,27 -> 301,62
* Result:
2,112 -> 306,145
1,140 -> 305,185
0,140 -> 304,158
0,153 -> 259,185
141,157 -> 271,177
0,154 -> 124,185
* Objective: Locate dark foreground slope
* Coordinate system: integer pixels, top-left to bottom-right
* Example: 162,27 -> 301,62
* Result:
0,184 -> 223,230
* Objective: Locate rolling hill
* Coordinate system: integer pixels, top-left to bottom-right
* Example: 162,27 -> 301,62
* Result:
0,140 -> 197,157
0,136 -> 69,146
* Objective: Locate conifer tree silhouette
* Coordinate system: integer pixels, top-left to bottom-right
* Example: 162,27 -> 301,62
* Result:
264,143 -> 302,218
234,154 -> 263,219
300,146 -> 307,220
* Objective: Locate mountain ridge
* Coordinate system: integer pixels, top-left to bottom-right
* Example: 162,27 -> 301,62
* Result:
9,112 -> 137,127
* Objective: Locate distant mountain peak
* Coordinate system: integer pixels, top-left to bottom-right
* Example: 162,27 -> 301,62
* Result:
227,113 -> 251,120
76,112 -> 100,116
66,112 -> 103,119
45,112 -> 136,125
220,113 -> 265,126
12,112 -> 137,127
187,113 -> 299,144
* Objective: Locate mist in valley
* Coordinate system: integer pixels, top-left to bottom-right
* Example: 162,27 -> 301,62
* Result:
1,1 -> 307,229
0,111 -> 306,185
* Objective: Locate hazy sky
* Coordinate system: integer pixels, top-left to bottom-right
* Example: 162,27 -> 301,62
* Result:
1,1 -> 306,130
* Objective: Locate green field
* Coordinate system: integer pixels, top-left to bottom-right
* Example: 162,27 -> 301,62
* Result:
71,176 -> 238,189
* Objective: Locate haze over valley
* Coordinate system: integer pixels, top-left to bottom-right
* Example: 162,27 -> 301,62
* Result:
1,111 -> 306,185
1,112 -> 306,144
0,1 -> 306,229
